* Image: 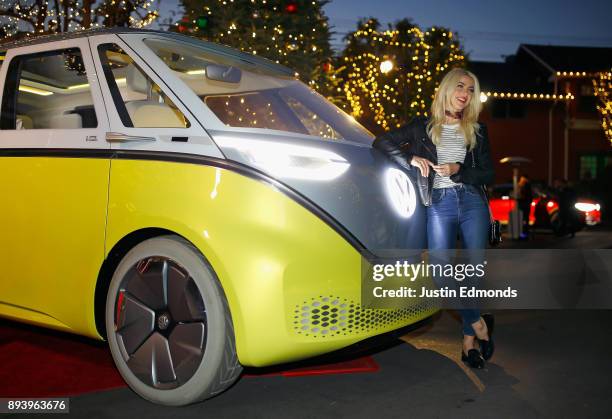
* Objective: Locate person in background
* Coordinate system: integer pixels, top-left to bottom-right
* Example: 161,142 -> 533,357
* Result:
517,175 -> 533,239
555,179 -> 578,237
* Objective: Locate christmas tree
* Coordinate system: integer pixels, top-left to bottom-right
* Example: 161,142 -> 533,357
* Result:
593,69 -> 612,144
0,0 -> 159,40
337,18 -> 466,134
175,0 -> 333,88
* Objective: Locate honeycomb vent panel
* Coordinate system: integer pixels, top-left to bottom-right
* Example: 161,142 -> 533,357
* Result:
292,296 -> 435,338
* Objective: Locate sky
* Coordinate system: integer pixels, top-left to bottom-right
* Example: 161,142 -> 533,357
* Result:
157,0 -> 612,62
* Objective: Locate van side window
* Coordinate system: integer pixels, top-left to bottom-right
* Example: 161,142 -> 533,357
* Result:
0,48 -> 97,130
98,44 -> 190,128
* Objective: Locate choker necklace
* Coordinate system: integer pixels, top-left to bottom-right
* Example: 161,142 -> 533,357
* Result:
444,110 -> 463,120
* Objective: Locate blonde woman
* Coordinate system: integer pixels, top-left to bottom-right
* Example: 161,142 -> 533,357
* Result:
374,68 -> 495,369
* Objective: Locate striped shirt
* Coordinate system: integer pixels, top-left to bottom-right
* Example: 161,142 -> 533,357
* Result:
433,124 -> 466,189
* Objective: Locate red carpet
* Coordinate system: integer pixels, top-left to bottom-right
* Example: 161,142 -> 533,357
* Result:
280,356 -> 379,377
0,320 -> 378,398
0,320 -> 125,397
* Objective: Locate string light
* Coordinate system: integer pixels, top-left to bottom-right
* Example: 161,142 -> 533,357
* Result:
0,0 -> 159,40
555,71 -> 598,79
593,70 -> 612,145
340,18 -> 464,131
177,0 -> 334,104
380,60 -> 394,74
483,91 -> 575,101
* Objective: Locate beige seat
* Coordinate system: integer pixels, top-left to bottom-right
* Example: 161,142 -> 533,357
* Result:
16,114 -> 33,129
48,113 -> 82,129
124,65 -> 185,128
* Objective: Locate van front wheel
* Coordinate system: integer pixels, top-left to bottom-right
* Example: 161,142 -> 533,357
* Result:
105,236 -> 241,406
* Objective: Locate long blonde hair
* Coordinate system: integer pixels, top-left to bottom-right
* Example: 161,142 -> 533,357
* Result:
427,68 -> 482,151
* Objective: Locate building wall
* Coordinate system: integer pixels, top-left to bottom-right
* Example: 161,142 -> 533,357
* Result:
480,100 -> 561,184
481,87 -> 609,186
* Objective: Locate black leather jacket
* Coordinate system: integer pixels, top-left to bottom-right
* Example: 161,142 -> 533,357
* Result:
373,116 -> 495,205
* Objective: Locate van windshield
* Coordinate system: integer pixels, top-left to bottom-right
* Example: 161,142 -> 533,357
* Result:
144,38 -> 373,144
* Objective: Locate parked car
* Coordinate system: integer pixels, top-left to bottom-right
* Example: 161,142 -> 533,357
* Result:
489,183 -> 551,227
489,183 -> 600,234
0,29 -> 433,405
574,198 -> 602,226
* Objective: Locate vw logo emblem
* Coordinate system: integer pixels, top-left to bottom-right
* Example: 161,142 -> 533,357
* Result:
157,313 -> 170,330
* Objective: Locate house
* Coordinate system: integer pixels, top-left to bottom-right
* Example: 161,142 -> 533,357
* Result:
469,44 -> 612,187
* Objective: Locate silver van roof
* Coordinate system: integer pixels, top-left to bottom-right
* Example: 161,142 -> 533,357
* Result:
0,28 -> 295,77
0,28 -> 162,49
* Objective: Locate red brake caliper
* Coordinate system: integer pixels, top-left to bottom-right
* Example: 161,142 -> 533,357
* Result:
116,291 -> 125,328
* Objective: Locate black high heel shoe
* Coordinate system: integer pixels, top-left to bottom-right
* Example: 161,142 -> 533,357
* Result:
478,313 -> 495,361
461,349 -> 484,369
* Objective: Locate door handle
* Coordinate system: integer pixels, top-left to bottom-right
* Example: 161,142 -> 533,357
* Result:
106,132 -> 156,143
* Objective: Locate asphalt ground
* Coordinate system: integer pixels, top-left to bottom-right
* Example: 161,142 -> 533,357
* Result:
16,227 -> 612,419
503,225 -> 612,249
55,310 -> 611,419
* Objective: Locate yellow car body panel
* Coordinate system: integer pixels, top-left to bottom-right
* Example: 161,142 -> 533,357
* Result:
0,154 -> 435,367
106,158 -> 435,367
0,157 -> 109,337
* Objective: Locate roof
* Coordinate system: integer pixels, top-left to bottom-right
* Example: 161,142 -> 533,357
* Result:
518,44 -> 612,73
0,28 -> 294,77
467,60 -> 546,93
0,27 -> 160,50
468,42 -> 612,94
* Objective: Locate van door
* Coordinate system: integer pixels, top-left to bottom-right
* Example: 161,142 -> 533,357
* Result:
88,35 -> 224,255
88,34 -> 221,156
0,38 -> 110,337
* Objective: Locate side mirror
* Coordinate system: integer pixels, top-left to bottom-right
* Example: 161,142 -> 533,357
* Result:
205,64 -> 242,83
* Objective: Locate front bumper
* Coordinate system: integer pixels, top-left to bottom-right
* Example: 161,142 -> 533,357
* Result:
225,196 -> 436,367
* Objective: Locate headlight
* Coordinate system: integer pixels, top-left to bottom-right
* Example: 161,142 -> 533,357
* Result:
385,168 -> 416,218
215,137 -> 350,181
575,202 -> 600,212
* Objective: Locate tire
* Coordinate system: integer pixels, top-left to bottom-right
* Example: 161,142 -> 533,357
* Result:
105,235 -> 242,406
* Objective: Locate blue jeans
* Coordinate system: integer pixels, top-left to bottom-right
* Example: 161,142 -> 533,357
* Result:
427,184 -> 489,336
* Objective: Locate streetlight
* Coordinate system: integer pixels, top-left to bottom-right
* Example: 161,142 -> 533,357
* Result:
480,92 -> 488,103
380,60 -> 394,74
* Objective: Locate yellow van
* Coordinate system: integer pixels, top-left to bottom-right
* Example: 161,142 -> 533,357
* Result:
0,28 -> 433,405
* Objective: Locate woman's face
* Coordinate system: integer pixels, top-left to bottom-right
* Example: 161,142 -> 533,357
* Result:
448,75 -> 475,113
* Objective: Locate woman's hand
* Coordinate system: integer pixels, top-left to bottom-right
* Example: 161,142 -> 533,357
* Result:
432,163 -> 460,177
410,156 -> 434,177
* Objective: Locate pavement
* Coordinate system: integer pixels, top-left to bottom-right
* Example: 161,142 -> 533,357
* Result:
59,310 -> 612,419
498,224 -> 612,249
18,226 -> 612,418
